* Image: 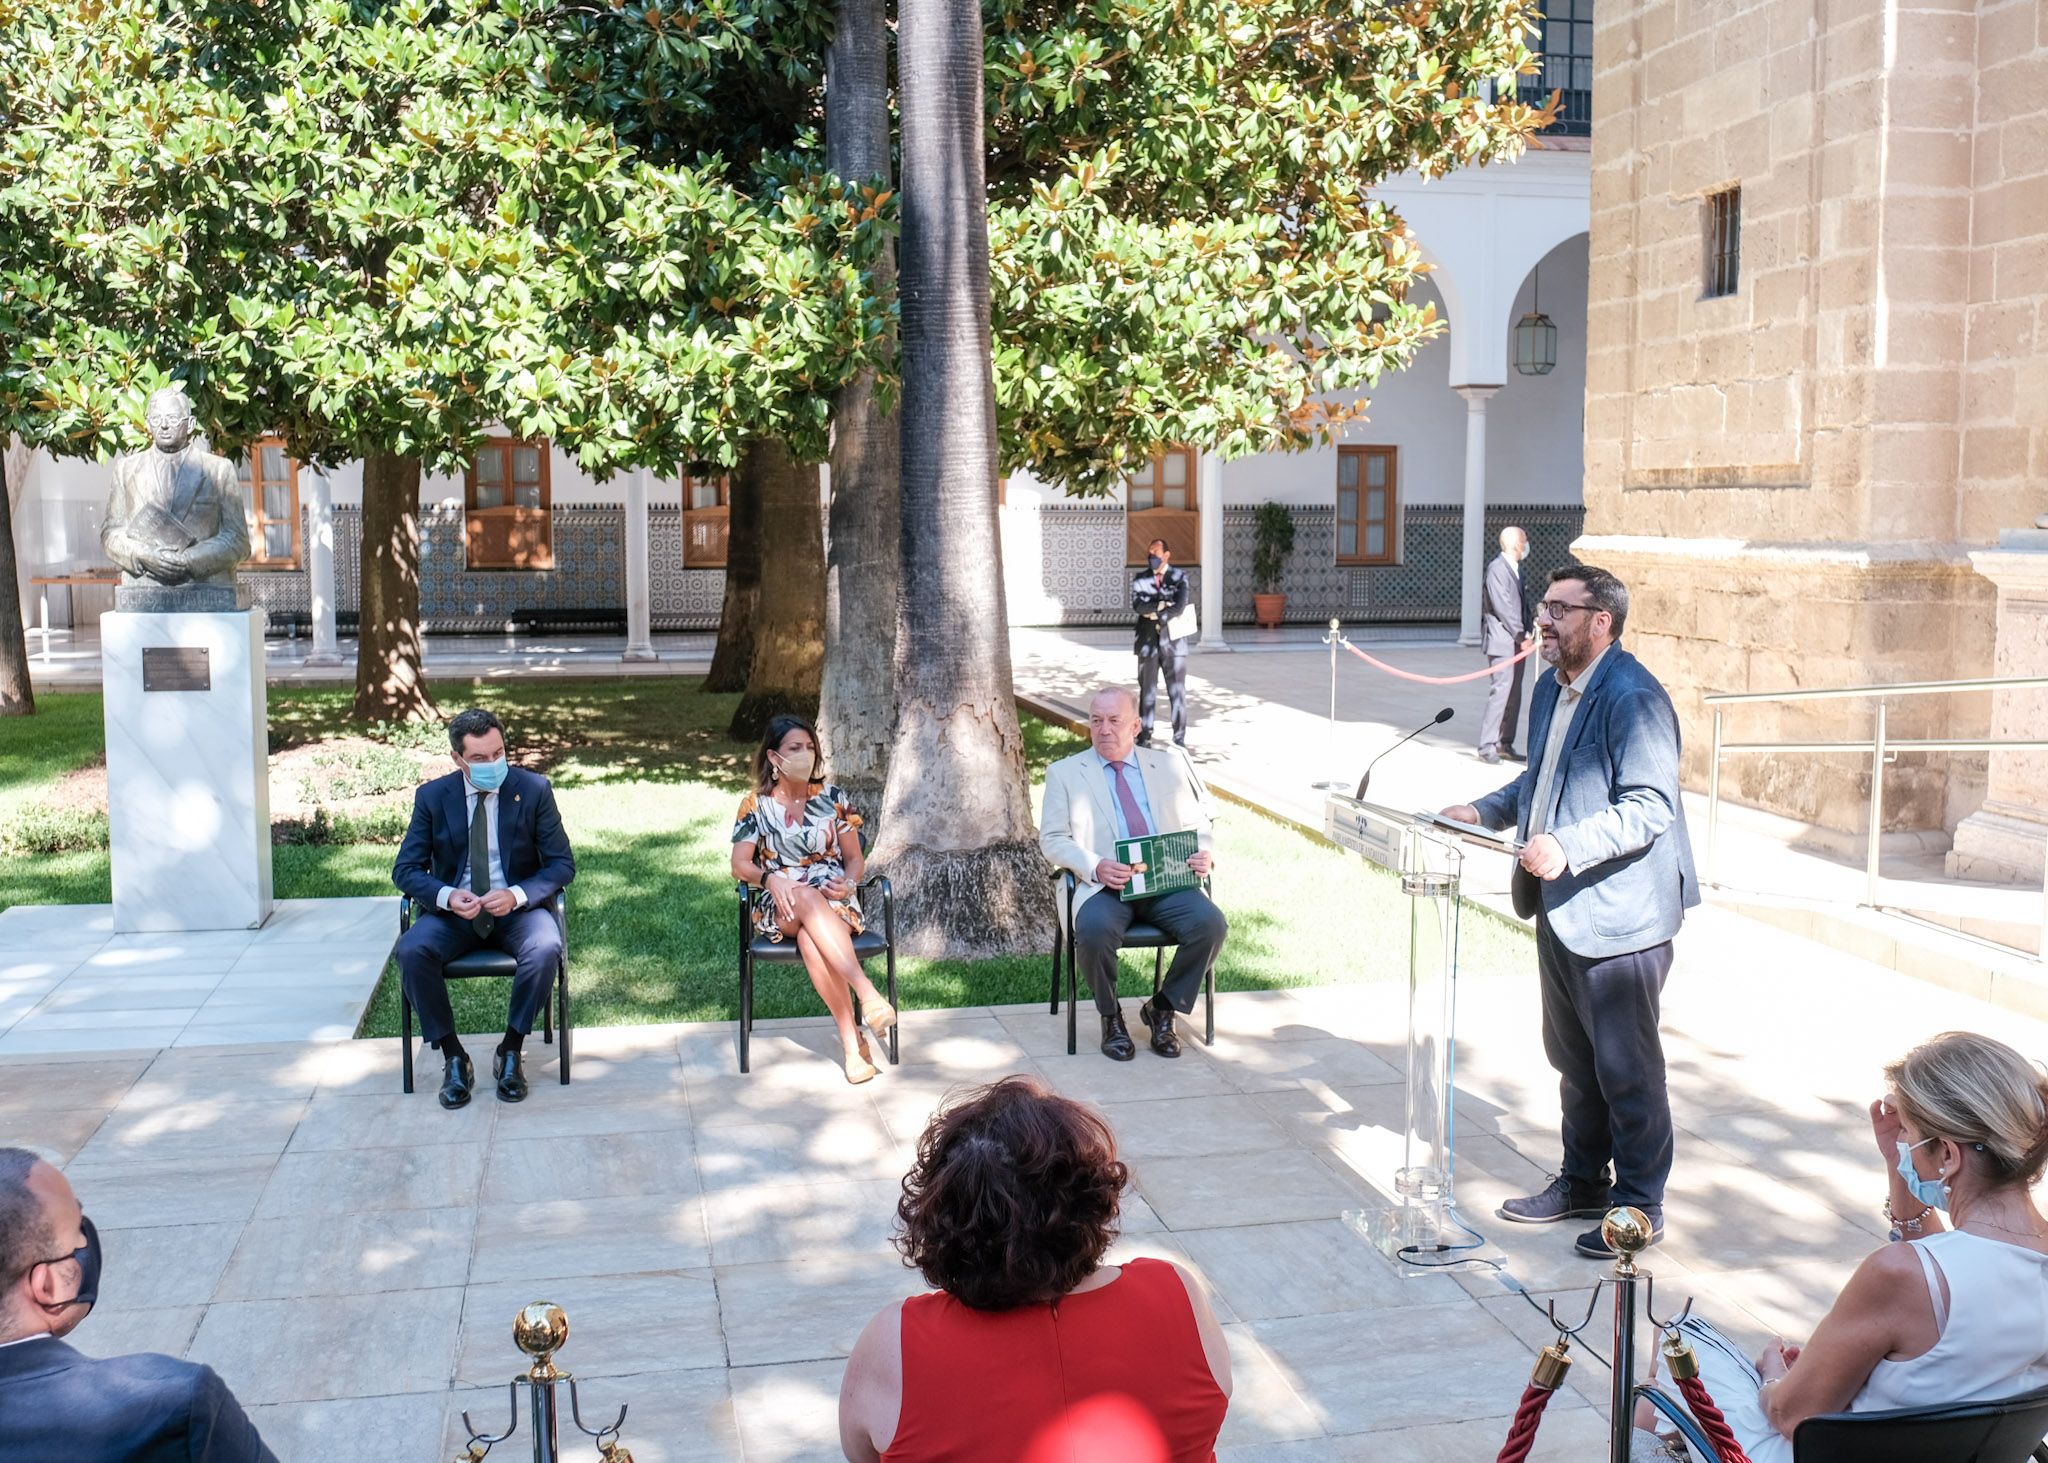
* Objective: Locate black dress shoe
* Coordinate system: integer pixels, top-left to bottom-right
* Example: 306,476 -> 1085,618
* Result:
1139,999 -> 1182,1058
493,1047 -> 528,1103
438,1054 -> 475,1110
1503,748 -> 1527,763
1496,1173 -> 1613,1225
1100,1013 -> 1137,1061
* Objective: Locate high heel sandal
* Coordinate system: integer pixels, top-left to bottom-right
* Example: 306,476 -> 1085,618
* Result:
843,1042 -> 878,1085
860,995 -> 897,1041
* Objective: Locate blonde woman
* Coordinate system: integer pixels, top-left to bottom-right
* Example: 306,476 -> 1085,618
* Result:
731,714 -> 896,1083
1633,1031 -> 2048,1461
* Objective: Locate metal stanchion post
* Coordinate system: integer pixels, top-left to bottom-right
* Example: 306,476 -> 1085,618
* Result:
454,1304 -> 633,1463
1313,619 -> 1347,790
1601,1208 -> 1655,1463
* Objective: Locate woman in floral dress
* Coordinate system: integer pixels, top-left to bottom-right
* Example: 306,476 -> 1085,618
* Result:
730,714 -> 897,1083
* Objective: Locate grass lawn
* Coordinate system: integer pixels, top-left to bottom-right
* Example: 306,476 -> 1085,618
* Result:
0,678 -> 1533,1036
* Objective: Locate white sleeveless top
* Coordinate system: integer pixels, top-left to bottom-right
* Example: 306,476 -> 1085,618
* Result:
1855,1229 -> 2048,1411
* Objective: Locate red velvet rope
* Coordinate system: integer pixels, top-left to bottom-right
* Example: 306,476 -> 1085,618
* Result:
1340,637 -> 1542,686
1494,1381 -> 1555,1463
1676,1374 -> 1754,1463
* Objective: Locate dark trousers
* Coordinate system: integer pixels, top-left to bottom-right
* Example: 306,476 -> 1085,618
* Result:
1535,914 -> 1675,1208
1478,649 -> 1526,755
397,905 -> 562,1044
1073,886 -> 1226,1016
1137,637 -> 1189,743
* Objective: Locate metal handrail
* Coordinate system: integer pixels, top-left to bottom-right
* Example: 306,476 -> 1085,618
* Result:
1704,674 -> 2048,962
1705,673 -> 2048,706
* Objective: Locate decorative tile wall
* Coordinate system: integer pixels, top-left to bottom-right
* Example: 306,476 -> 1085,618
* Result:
254,499 -> 1582,635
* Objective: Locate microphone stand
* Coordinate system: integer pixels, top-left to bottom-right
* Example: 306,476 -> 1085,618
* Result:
1356,708 -> 1455,801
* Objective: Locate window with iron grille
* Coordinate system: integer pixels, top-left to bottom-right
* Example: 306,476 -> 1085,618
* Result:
1518,0 -> 1594,138
1705,187 -> 1741,298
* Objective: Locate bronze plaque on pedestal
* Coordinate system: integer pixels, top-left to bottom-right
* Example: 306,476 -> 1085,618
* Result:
142,646 -> 211,692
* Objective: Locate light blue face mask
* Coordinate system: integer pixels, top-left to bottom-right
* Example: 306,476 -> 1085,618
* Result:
466,758 -> 510,792
1895,1137 -> 1949,1211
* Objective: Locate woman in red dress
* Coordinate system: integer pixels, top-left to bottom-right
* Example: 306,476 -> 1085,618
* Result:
839,1077 -> 1231,1462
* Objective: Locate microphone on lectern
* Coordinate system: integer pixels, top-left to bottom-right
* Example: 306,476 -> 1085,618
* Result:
1354,707 -> 1455,801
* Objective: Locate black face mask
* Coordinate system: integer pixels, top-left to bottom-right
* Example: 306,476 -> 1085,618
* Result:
35,1214 -> 100,1318
1147,554 -> 1164,573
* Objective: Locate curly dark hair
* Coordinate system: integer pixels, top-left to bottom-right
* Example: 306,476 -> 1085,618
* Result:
895,1076 -> 1128,1312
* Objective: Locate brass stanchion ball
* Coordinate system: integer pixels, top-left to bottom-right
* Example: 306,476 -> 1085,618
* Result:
514,1301 -> 570,1379
1600,1206 -> 1653,1275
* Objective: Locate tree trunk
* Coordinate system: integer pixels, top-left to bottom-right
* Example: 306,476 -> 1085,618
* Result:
0,448 -> 35,716
730,438 -> 825,741
352,451 -> 435,722
872,0 -> 1051,958
703,446 -> 763,693
817,0 -> 903,812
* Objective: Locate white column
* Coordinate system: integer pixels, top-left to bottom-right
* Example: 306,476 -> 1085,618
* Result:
622,467 -> 656,661
1195,449 -> 1230,652
303,465 -> 343,666
1454,385 -> 1499,647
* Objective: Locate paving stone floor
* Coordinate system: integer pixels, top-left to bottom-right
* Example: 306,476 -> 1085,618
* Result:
6,907 -> 2044,1463
0,898 -> 395,1055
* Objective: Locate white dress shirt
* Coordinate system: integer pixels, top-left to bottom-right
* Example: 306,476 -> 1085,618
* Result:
436,783 -> 529,910
1527,642 -> 1613,841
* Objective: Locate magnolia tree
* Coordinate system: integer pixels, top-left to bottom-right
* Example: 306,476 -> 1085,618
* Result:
0,0 -> 886,721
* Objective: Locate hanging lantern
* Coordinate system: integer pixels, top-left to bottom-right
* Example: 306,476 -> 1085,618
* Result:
1514,265 -> 1557,376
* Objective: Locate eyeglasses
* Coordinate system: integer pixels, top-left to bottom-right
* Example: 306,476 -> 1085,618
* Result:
1537,599 -> 1600,621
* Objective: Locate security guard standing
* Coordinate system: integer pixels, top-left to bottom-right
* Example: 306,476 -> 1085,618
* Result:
1132,536 -> 1195,747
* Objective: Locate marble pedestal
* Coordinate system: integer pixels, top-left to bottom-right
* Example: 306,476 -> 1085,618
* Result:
103,610 -> 274,933
1949,527 -> 2048,885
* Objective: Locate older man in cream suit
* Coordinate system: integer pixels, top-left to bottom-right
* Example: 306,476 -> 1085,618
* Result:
1041,687 -> 1227,1060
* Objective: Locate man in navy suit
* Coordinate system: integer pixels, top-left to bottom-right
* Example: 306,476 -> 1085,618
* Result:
1442,564 -> 1699,1259
0,1148 -> 276,1462
393,708 -> 575,1108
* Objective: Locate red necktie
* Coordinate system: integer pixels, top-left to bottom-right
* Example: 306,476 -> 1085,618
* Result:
1108,761 -> 1150,837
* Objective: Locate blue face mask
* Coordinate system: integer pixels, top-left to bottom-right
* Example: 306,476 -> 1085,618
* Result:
1896,1137 -> 1949,1211
466,758 -> 509,792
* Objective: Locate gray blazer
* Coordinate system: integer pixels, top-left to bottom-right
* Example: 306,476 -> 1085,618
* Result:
1481,553 -> 1528,658
1471,646 -> 1700,959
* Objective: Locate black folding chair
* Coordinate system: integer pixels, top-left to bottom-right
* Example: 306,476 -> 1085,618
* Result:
398,893 -> 569,1093
1049,868 -> 1215,1056
1792,1385 -> 2048,1463
735,876 -> 897,1074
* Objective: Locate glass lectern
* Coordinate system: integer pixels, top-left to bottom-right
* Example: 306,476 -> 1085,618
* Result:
1322,794 -> 1464,1268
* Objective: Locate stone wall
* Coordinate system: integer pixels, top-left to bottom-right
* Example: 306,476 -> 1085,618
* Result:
1582,0 -> 2044,837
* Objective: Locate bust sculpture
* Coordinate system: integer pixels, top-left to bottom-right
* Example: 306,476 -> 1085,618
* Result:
100,386 -> 252,610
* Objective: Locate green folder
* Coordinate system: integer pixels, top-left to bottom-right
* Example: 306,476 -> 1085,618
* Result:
1116,829 -> 1200,901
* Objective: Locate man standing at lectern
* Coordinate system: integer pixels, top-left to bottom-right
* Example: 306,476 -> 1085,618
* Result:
393,709 -> 575,1108
1439,564 -> 1697,1259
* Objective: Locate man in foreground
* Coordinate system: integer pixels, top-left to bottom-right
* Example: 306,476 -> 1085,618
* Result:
393,708 -> 575,1108
1440,564 -> 1698,1258
1041,687 -> 1226,1061
0,1148 -> 276,1462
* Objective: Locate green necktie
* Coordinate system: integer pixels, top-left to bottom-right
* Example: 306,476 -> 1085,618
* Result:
469,792 -> 495,938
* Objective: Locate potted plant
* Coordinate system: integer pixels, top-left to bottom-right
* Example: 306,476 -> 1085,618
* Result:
1250,501 -> 1296,627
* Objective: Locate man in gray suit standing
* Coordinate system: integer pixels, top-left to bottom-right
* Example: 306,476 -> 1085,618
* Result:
1441,564 -> 1699,1259
1477,526 -> 1532,764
